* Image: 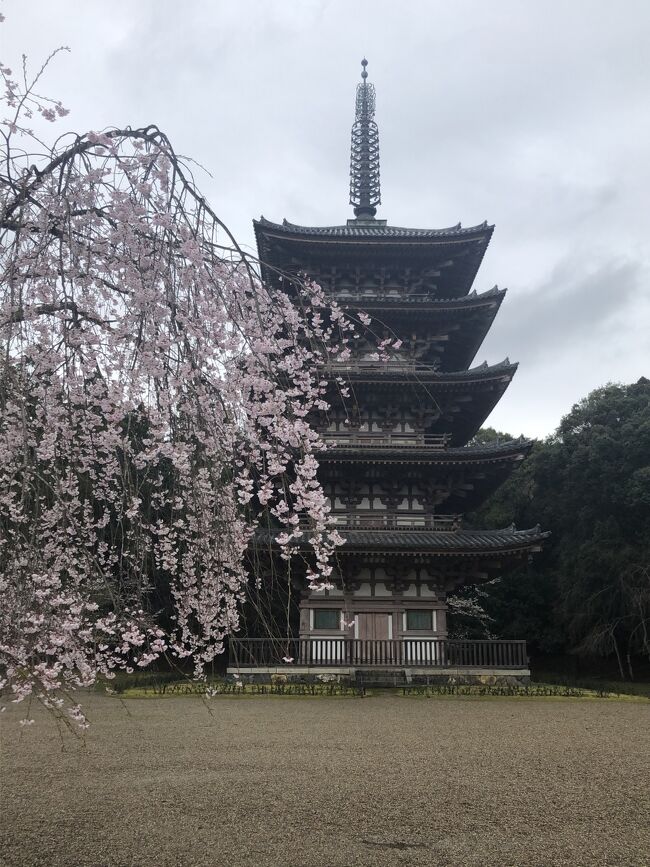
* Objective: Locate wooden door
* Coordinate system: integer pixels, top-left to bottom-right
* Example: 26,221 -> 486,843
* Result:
355,613 -> 393,664
357,612 -> 390,640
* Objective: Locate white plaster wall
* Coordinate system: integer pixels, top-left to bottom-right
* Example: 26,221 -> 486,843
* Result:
396,514 -> 425,527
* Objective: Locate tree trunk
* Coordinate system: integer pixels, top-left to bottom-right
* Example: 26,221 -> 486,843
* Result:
612,634 -> 625,680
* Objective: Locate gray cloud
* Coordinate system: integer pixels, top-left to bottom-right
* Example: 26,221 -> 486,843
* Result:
5,0 -> 650,436
482,255 -> 646,366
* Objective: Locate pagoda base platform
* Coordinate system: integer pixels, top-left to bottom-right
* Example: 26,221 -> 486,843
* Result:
228,638 -> 530,685
226,666 -> 531,687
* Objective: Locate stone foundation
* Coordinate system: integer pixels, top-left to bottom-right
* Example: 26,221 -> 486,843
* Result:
226,666 -> 531,687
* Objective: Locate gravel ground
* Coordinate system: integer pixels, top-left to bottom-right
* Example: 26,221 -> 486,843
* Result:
1,693 -> 649,867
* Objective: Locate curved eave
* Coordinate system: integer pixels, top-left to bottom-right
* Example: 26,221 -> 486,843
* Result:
326,360 -> 518,386
318,439 -> 533,465
255,216 -> 494,243
253,526 -> 550,557
348,286 -> 507,314
345,287 -> 506,372
333,527 -> 550,556
254,217 -> 494,298
323,362 -> 517,447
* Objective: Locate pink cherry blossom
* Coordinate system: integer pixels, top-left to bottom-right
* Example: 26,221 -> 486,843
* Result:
0,39 -> 355,728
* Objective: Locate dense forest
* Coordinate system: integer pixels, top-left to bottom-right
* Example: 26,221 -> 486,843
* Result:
456,378 -> 650,678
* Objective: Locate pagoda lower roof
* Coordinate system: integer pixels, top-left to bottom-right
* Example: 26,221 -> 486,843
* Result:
318,438 -> 532,465
323,358 -> 517,385
321,360 -> 516,447
333,526 -> 548,555
338,286 -> 506,372
344,285 -> 506,311
255,525 -> 548,557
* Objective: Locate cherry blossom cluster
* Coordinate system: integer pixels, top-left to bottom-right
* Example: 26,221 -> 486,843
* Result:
0,48 -> 355,726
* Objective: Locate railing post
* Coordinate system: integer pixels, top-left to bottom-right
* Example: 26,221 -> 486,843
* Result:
230,638 -> 236,668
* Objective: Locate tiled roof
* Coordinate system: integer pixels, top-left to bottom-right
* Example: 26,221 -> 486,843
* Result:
253,218 -> 495,301
324,358 -> 517,384
335,526 -> 548,553
348,285 -> 507,310
319,438 -> 533,464
450,438 -> 532,456
254,525 -> 549,555
256,217 -> 494,240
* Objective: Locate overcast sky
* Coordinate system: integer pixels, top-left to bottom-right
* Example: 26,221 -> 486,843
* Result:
6,1 -> 649,438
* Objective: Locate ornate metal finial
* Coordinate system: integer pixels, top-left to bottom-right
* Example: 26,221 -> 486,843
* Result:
349,58 -> 381,219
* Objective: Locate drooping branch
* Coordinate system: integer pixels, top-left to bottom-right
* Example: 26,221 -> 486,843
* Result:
2,300 -> 109,327
0,44 -> 355,730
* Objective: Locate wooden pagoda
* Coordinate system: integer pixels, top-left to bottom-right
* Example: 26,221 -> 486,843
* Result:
230,60 -> 547,682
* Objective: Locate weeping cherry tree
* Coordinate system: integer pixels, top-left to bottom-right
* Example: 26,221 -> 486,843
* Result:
0,47 -> 352,728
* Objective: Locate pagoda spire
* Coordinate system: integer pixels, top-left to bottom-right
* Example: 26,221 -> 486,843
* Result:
349,58 -> 381,219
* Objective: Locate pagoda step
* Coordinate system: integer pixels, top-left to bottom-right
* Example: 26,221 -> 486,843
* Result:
354,669 -> 411,687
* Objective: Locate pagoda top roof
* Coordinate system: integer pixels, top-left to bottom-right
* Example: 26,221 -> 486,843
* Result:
254,216 -> 494,299
255,216 -> 494,243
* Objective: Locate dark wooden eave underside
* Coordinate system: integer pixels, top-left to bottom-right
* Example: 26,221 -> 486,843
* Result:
323,393 -> 513,449
345,288 -> 506,372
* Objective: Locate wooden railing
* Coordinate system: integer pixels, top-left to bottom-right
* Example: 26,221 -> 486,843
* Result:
229,638 -> 528,670
325,512 -> 461,531
323,360 -> 440,374
322,432 -> 450,449
336,291 -> 432,302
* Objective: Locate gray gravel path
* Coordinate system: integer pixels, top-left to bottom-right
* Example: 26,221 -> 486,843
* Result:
1,694 -> 649,867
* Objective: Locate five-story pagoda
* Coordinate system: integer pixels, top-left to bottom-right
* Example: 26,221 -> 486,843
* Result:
234,61 -> 547,680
